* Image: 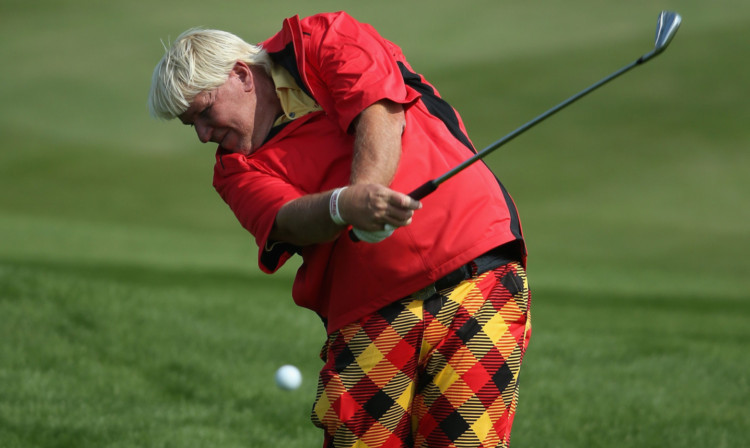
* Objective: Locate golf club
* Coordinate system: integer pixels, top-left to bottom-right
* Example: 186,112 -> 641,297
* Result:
351,10 -> 681,241
406,11 -> 682,201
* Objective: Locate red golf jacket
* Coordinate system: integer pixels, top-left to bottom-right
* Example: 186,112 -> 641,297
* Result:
213,12 -> 525,332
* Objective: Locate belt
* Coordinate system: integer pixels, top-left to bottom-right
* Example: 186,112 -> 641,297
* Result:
411,242 -> 522,301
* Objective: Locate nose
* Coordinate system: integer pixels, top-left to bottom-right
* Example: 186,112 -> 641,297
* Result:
194,121 -> 212,144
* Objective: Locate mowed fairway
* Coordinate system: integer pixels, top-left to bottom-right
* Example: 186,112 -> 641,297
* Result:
1,1 -> 748,447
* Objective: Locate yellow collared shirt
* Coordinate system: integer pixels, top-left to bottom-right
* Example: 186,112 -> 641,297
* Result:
271,64 -> 321,126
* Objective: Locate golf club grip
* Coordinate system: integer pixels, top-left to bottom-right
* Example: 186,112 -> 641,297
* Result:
408,179 -> 439,200
348,180 -> 438,242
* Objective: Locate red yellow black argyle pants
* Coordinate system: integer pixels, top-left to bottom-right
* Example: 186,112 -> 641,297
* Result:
312,261 -> 532,447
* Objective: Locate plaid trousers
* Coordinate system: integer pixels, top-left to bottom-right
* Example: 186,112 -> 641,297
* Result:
312,261 -> 531,448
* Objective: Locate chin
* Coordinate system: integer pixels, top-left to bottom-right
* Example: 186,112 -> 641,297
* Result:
224,136 -> 257,156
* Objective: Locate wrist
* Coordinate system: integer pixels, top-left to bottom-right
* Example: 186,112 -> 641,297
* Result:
329,187 -> 348,225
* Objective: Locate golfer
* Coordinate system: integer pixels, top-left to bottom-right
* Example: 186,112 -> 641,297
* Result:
149,11 -> 531,447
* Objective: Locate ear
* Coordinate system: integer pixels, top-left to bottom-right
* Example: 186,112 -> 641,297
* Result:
231,61 -> 255,92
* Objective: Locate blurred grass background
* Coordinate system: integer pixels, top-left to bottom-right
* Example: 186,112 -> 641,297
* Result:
1,0 -> 748,447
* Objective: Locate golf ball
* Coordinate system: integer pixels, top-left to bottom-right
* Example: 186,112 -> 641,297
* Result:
275,364 -> 302,390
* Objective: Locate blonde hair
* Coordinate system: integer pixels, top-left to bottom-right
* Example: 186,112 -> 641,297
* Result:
148,28 -> 272,119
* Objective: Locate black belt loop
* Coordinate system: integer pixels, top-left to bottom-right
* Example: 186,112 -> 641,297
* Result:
434,263 -> 472,291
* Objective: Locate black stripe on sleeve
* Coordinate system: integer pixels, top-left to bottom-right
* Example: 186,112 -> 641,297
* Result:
398,62 -> 476,154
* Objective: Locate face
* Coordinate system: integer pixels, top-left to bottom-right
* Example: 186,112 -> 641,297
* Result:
179,64 -> 263,156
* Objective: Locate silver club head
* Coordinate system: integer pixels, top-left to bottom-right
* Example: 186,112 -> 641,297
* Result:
654,11 -> 682,53
639,11 -> 682,63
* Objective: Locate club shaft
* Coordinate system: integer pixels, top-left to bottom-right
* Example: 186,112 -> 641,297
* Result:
408,9 -> 683,202
423,59 -> 642,195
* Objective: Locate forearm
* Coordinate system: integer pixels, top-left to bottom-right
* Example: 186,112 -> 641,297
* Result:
271,191 -> 342,246
350,100 -> 405,185
270,184 -> 421,246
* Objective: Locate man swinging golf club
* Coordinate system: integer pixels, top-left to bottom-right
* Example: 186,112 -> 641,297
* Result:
148,9 -> 679,447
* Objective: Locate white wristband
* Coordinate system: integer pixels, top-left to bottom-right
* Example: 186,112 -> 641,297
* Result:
329,187 -> 348,225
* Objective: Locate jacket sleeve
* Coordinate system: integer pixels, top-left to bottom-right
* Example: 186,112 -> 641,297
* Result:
303,12 -> 420,131
212,151 -> 303,273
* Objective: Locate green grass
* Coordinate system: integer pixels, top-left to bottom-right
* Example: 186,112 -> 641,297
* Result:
1,0 -> 749,446
0,259 -> 321,447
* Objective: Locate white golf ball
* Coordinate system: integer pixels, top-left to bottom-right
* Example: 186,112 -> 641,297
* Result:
275,365 -> 302,390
